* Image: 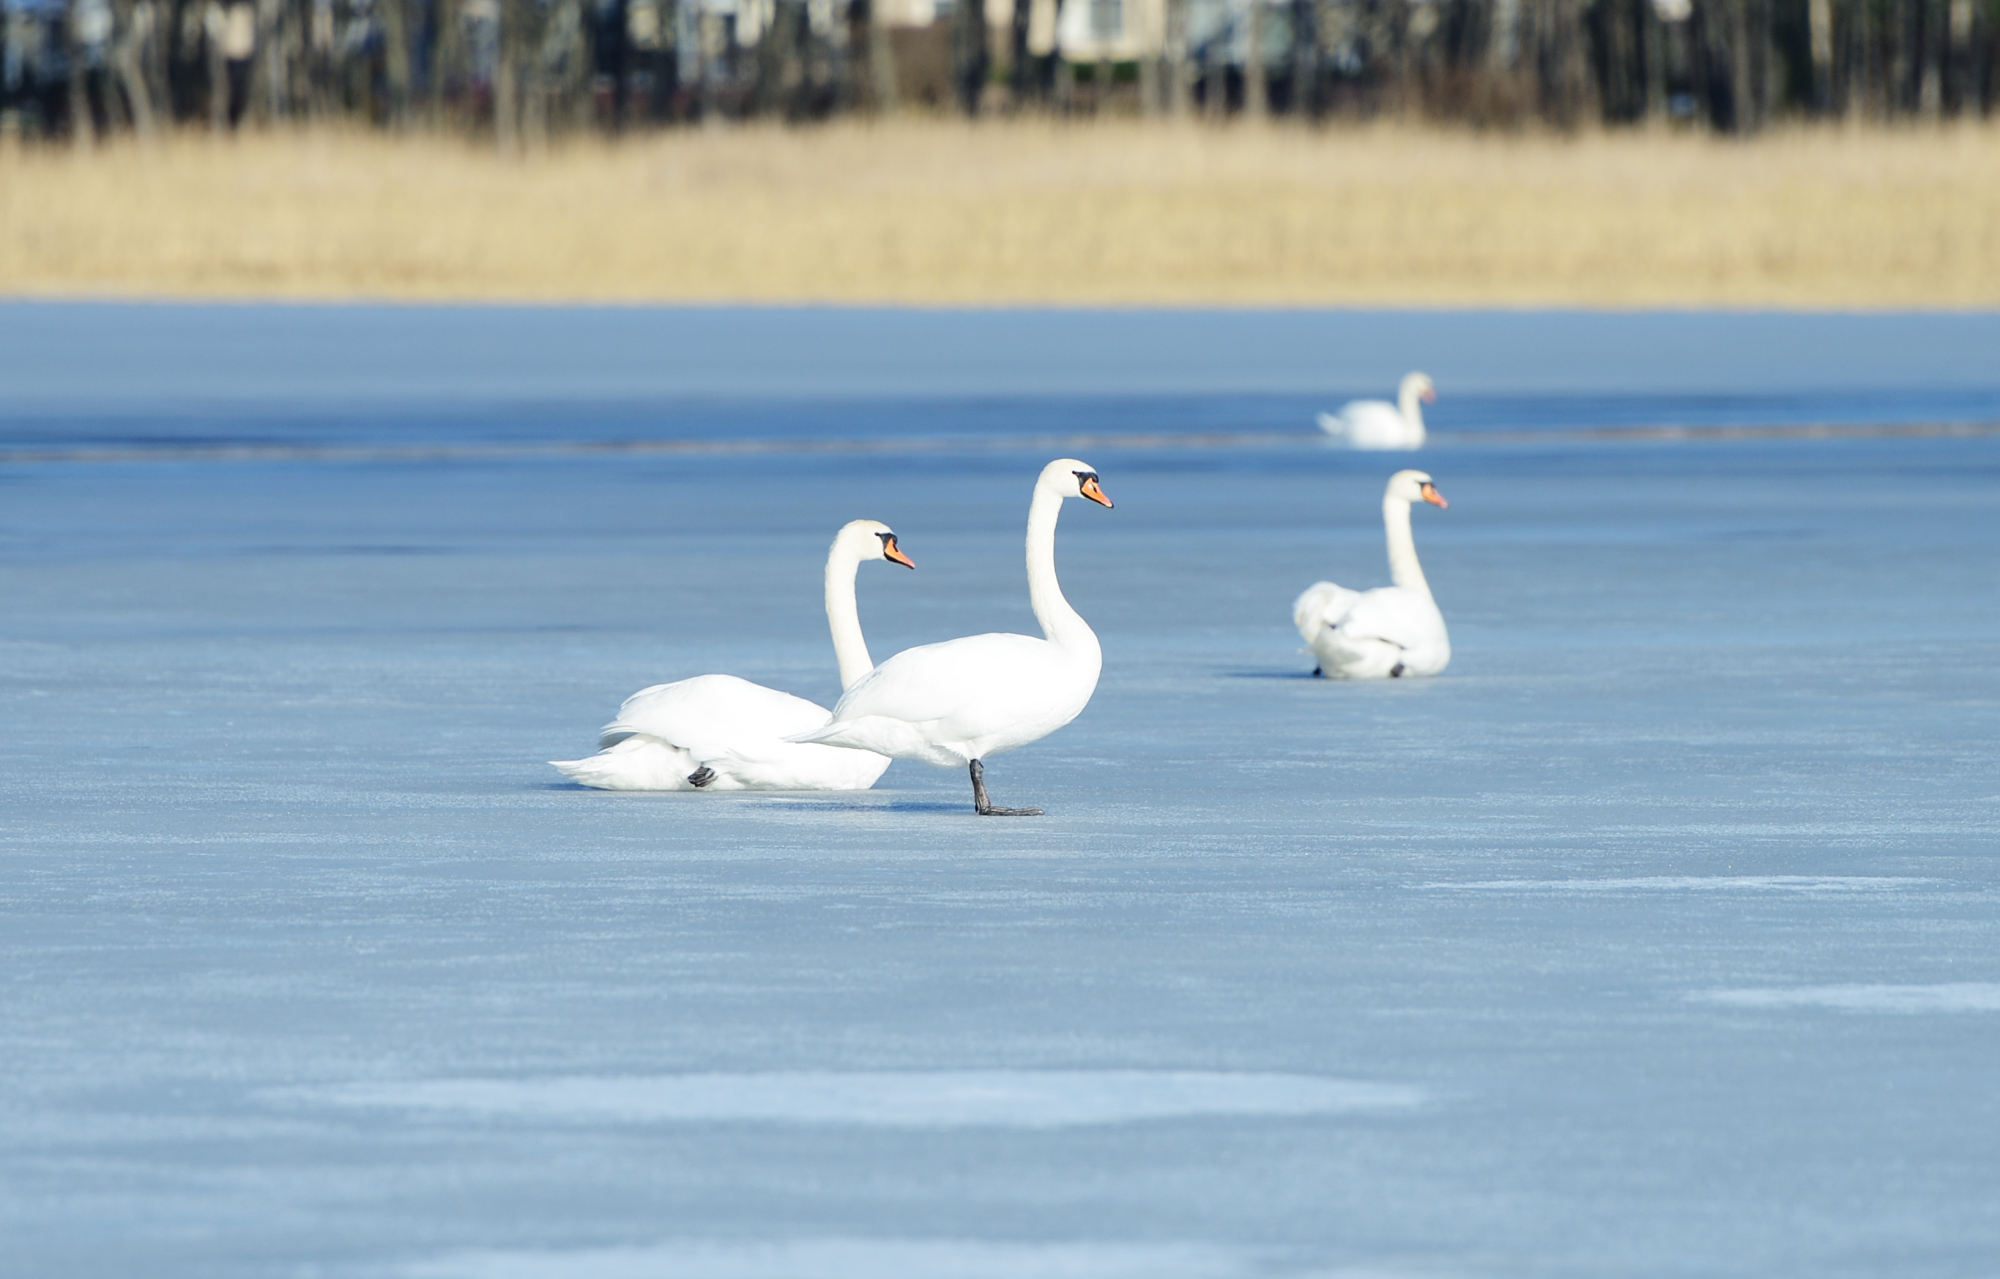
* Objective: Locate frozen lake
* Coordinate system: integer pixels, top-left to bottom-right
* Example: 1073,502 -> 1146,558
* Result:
2,305 -> 1998,1278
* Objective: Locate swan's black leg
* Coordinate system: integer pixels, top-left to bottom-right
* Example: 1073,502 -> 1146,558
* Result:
1311,667 -> 1324,678
688,766 -> 717,788
970,759 -> 1042,816
1389,662 -> 1405,678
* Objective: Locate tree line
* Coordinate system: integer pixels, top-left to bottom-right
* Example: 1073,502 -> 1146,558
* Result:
2,0 -> 1994,143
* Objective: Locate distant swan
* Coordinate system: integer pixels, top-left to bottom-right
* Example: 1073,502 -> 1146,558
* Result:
1294,469 -> 1450,679
789,459 -> 1114,816
1317,371 -> 1434,451
550,520 -> 915,791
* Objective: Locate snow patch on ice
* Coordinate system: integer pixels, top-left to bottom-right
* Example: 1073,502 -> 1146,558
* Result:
400,1238 -> 1270,1279
294,1071 -> 1423,1129
1694,983 -> 2000,1013
1427,876 -> 1930,894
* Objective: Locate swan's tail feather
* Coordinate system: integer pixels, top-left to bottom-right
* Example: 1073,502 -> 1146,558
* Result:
551,735 -> 701,791
1293,580 -> 1360,641
787,716 -> 964,769
786,721 -> 859,748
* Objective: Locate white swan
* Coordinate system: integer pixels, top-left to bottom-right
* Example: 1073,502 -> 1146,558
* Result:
788,459 -> 1114,816
550,520 -> 915,791
1317,371 -> 1435,450
1294,469 -> 1450,680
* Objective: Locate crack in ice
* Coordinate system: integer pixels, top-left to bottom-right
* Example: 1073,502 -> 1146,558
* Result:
1693,983 -> 2000,1013
286,1070 -> 1424,1129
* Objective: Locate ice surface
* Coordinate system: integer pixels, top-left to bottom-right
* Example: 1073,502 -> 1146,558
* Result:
2,306 -> 1998,1278
6,303 -> 2000,455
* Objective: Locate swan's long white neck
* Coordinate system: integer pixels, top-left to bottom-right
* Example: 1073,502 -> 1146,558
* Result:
1398,381 -> 1428,433
1026,485 -> 1098,658
825,538 -> 874,690
1383,495 -> 1432,596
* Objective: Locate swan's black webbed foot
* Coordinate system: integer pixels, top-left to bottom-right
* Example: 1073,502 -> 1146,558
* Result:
687,766 -> 717,788
1311,667 -> 1324,678
970,759 -> 1042,816
1389,662 -> 1405,678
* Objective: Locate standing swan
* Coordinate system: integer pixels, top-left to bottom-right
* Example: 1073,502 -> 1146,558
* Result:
550,520 -> 915,791
1317,372 -> 1435,451
1294,470 -> 1450,680
789,460 -> 1114,816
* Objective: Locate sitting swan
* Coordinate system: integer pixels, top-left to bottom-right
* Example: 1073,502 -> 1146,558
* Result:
788,459 -> 1114,816
550,520 -> 915,791
1317,371 -> 1434,451
1294,469 -> 1450,680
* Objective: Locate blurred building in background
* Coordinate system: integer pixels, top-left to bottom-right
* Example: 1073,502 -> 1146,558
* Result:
0,0 -> 1994,139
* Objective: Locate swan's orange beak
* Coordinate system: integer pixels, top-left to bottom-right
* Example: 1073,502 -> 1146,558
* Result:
1079,475 -> 1114,508
1421,387 -> 1437,404
883,536 -> 916,569
1420,482 -> 1448,508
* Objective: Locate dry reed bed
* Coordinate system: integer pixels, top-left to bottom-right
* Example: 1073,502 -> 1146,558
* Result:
3,121 -> 1998,307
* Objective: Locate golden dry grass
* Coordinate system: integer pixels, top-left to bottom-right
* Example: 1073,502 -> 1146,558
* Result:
3,119 -> 1998,307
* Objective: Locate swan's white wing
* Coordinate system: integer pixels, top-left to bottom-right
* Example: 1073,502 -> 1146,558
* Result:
1293,580 -> 1361,643
828,634 -> 1061,724
1332,399 -> 1417,450
1335,587 -> 1445,651
790,633 -> 1092,764
603,673 -> 832,758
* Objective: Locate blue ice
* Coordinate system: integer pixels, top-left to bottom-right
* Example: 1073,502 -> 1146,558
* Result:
2,305 -> 1997,1278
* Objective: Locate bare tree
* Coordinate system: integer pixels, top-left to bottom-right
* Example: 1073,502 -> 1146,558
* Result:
1243,0 -> 1265,118
382,0 -> 412,127
112,0 -> 157,136
954,0 -> 988,113
496,0 -> 521,149
67,1 -> 99,148
1287,0 -> 1314,119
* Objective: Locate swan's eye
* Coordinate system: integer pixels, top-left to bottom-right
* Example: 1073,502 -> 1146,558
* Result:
1074,471 -> 1097,489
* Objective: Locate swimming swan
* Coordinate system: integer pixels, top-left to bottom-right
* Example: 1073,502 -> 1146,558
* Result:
1293,470 -> 1450,680
550,520 -> 915,791
788,459 -> 1114,816
1317,371 -> 1434,451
